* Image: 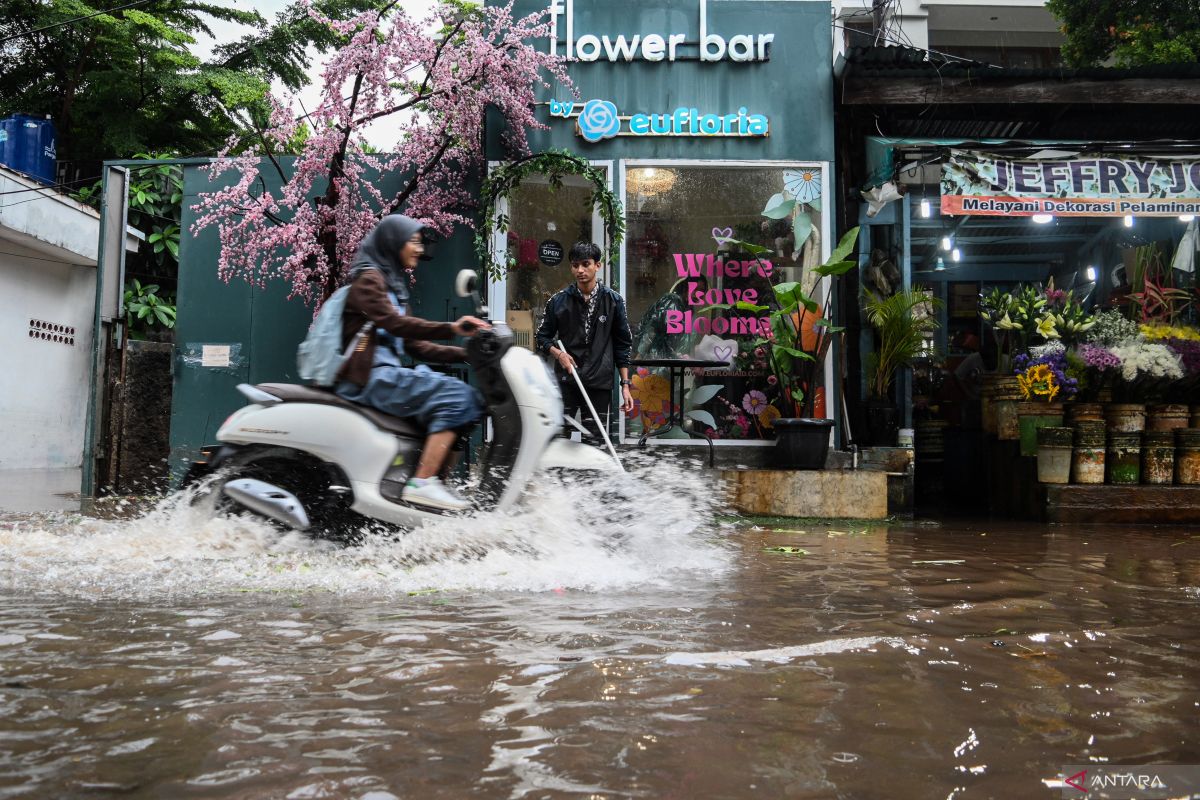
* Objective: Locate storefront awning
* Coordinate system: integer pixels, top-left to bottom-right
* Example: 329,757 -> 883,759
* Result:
835,46 -> 1200,141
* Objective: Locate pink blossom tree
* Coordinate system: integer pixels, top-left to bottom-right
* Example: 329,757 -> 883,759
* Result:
191,0 -> 570,303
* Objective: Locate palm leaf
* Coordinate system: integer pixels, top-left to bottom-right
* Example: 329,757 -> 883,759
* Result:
864,287 -> 943,398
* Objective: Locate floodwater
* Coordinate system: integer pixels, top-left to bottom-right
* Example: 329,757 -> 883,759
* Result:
1,461 -> 1199,799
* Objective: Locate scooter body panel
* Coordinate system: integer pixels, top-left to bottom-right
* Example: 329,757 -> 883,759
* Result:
217,403 -> 447,527
218,402 -> 401,479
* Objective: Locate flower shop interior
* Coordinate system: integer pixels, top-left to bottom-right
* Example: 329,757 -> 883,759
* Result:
834,46 -> 1200,522
854,143 -> 1200,521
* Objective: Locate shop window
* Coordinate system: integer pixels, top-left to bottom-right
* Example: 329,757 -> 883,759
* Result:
624,164 -> 828,442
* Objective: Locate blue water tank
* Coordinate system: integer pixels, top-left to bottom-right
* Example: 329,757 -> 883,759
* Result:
0,115 -> 57,185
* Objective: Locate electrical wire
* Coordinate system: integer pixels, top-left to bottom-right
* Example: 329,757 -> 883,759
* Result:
0,174 -> 102,196
0,0 -> 155,44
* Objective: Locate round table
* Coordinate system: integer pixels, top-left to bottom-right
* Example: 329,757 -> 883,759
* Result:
631,358 -> 730,466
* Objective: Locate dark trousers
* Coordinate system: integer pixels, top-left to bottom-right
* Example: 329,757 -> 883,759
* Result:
561,381 -> 612,442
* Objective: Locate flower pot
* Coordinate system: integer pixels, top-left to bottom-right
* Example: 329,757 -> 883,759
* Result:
1176,429 -> 1200,485
1148,404 -> 1189,432
1072,445 -> 1106,484
982,376 -> 1021,436
772,418 -> 833,470
1017,402 -> 1064,457
1073,420 -> 1107,447
1106,432 -> 1142,485
1105,403 -> 1146,433
1071,420 -> 1107,484
996,399 -> 1021,441
1036,427 -> 1073,484
1065,403 -> 1104,426
864,400 -> 898,447
1141,431 -> 1176,485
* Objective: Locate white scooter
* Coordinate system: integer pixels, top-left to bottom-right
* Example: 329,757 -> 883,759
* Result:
187,270 -> 617,540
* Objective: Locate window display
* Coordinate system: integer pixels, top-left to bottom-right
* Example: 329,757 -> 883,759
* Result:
624,164 -> 829,441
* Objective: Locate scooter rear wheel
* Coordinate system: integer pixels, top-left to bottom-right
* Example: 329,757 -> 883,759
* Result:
206,446 -> 373,544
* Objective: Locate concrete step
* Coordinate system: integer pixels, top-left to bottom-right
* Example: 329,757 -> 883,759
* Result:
1044,484 -> 1200,524
720,469 -> 889,520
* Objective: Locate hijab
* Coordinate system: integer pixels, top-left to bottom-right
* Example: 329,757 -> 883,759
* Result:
349,214 -> 425,301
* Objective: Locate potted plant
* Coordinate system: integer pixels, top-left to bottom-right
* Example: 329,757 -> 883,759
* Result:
729,227 -> 861,468
862,288 -> 942,447
1014,342 -> 1077,456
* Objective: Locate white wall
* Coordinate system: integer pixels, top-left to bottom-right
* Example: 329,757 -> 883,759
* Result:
0,239 -> 97,470
833,0 -> 1061,60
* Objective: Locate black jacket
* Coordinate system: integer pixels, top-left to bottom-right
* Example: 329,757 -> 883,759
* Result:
535,284 -> 633,390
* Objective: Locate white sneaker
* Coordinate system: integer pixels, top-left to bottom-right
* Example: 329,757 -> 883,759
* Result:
402,477 -> 470,512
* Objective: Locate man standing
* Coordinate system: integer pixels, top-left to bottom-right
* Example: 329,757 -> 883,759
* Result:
535,241 -> 634,441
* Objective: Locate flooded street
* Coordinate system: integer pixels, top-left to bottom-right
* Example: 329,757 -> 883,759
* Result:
1,467 -> 1199,799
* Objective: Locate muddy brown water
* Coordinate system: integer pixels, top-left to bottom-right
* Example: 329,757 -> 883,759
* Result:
1,483 -> 1198,799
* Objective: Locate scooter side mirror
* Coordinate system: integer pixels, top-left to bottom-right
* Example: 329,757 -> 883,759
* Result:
454,269 -> 478,298
454,269 -> 489,318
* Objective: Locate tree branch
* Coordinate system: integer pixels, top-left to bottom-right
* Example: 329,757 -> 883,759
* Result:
352,89 -> 439,126
386,133 -> 453,215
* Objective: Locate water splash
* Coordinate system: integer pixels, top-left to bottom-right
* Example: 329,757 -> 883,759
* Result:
0,452 -> 731,598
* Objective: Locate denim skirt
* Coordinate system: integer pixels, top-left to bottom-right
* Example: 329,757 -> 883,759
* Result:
337,364 -> 483,434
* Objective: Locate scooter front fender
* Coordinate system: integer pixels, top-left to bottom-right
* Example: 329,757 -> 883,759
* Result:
538,438 -> 622,472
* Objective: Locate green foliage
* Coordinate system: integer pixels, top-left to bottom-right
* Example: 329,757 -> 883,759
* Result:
863,288 -> 942,400
1130,243 -> 1193,324
124,278 -> 177,337
476,150 -> 624,281
732,227 -> 860,416
127,154 -> 184,269
1046,0 -> 1200,66
0,0 -> 384,164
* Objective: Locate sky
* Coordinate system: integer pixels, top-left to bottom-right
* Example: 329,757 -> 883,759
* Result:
193,0 -> 439,147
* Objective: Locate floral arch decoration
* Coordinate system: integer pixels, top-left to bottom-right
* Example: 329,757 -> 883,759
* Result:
475,150 -> 624,282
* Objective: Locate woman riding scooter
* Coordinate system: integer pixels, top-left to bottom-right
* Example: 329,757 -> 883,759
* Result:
335,215 -> 489,512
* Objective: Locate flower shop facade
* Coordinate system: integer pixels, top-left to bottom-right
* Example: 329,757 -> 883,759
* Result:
836,46 -> 1200,519
484,0 -> 838,449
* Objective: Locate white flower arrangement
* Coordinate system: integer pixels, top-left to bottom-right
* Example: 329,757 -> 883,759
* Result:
1109,341 -> 1185,382
1029,341 -> 1066,360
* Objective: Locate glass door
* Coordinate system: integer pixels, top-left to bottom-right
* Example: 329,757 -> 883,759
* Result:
489,169 -> 610,350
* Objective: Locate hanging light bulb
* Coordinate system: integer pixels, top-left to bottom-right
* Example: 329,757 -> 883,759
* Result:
1032,214 -> 1053,224
934,256 -> 946,272
941,236 -> 952,251
1124,214 -> 1134,227
1181,215 -> 1195,223
1086,266 -> 1097,282
952,247 -> 961,262
920,198 -> 931,218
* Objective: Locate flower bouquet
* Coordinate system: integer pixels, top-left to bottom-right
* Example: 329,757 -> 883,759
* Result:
1013,342 -> 1076,456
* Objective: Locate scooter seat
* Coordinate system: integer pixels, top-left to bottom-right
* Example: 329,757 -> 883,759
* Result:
255,383 -> 425,438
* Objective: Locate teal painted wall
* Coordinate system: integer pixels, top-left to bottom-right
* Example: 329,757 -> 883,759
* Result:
491,0 -> 834,162
169,160 -> 476,474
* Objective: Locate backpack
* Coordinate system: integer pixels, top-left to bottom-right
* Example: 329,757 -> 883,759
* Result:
296,278 -> 373,387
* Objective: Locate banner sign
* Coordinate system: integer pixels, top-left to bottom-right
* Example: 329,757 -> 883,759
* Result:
941,149 -> 1200,217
